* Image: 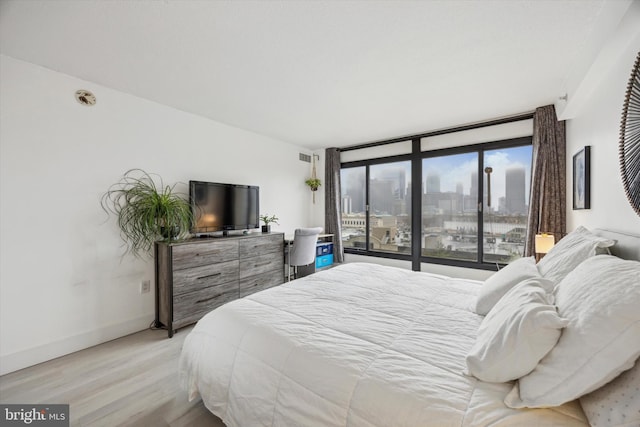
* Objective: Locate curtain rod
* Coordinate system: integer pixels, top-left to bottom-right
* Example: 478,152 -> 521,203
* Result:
338,111 -> 535,153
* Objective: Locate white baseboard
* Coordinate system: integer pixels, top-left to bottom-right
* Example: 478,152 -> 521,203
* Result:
0,315 -> 152,376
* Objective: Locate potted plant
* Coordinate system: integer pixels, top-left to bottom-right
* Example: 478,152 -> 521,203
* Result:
101,169 -> 192,257
305,178 -> 321,192
305,177 -> 321,204
259,214 -> 279,233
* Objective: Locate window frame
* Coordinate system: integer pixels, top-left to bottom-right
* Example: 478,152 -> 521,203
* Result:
341,153 -> 413,260
341,136 -> 532,271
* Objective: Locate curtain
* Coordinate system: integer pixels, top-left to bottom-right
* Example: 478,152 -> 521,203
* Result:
324,147 -> 344,263
525,105 -> 566,256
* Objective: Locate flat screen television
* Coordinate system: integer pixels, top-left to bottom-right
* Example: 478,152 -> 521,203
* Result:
189,180 -> 259,235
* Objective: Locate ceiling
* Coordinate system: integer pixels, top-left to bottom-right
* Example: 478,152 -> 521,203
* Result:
0,0 -> 629,149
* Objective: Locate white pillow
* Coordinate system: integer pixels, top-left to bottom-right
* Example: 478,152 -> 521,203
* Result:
475,256 -> 540,315
537,226 -> 615,283
466,277 -> 568,383
505,255 -> 640,408
580,358 -> 640,427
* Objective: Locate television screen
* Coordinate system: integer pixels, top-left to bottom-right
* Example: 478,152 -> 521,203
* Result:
190,181 -> 259,234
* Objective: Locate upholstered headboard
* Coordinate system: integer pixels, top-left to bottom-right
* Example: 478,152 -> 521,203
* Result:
593,229 -> 640,261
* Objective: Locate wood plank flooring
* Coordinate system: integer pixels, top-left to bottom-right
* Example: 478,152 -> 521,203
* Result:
0,326 -> 226,427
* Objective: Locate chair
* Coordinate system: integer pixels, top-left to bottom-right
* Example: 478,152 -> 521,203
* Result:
287,227 -> 323,281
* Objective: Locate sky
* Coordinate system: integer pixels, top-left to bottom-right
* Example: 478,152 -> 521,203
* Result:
341,145 -> 533,204
424,145 -> 533,201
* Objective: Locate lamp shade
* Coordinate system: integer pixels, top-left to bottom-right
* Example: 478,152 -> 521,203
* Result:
535,233 -> 555,254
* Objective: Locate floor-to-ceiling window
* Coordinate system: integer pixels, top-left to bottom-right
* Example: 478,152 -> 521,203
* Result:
340,134 -> 532,270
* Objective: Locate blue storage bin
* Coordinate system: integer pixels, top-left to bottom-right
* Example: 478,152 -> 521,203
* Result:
316,243 -> 333,256
316,254 -> 334,269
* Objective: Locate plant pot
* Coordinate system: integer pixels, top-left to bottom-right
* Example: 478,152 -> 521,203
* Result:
262,225 -> 271,233
161,225 -> 180,240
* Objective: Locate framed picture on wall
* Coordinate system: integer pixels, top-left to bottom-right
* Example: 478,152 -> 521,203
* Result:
573,146 -> 591,210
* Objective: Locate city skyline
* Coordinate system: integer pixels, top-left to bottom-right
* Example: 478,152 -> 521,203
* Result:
341,145 -> 532,215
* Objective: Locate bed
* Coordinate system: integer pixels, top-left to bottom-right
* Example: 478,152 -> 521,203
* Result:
179,228 -> 640,427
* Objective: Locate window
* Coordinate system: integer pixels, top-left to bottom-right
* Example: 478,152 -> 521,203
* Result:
341,166 -> 366,250
420,145 -> 532,265
422,152 -> 479,261
340,160 -> 412,255
482,145 -> 532,263
369,161 -> 411,254
340,134 -> 532,270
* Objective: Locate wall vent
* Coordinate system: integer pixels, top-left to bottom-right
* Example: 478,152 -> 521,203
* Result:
299,153 -> 311,163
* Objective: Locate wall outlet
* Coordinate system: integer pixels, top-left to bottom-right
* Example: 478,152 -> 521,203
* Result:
140,280 -> 151,294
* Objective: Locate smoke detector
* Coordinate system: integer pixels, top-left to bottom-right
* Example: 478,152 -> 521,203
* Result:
75,90 -> 96,106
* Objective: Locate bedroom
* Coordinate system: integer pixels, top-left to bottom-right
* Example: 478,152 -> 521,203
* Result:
1,0 -> 639,426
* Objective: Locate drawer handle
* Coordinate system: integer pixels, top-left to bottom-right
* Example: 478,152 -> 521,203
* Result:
197,294 -> 221,304
196,251 -> 220,257
255,261 -> 271,267
198,272 -> 222,280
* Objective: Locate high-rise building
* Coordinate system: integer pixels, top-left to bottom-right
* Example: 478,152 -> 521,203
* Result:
466,170 -> 491,212
343,170 -> 366,213
378,167 -> 406,200
505,167 -> 527,215
426,172 -> 440,194
342,195 -> 352,214
465,171 -> 478,211
370,179 -> 394,214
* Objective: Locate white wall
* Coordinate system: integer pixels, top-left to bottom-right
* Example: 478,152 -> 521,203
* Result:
564,11 -> 640,233
0,55 -> 315,375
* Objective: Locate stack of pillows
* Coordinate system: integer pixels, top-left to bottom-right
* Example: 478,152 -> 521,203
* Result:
464,226 -> 640,427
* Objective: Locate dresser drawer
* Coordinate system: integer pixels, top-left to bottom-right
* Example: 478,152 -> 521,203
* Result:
239,268 -> 284,298
173,280 -> 239,329
155,233 -> 285,337
173,260 -> 239,295
239,251 -> 283,278
239,234 -> 283,257
172,239 -> 239,270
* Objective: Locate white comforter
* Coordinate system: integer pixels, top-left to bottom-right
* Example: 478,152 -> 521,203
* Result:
179,262 -> 588,427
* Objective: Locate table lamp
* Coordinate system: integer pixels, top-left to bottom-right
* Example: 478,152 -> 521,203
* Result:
535,233 -> 555,261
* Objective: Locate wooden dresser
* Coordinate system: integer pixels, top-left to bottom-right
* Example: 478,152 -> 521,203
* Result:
155,233 -> 284,337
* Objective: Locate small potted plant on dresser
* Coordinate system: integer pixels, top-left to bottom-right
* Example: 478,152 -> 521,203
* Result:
260,214 -> 279,233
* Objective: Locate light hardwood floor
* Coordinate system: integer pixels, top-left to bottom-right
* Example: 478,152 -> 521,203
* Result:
0,326 -> 226,427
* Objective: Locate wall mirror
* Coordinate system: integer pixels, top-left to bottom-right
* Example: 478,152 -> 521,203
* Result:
620,51 -> 640,217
